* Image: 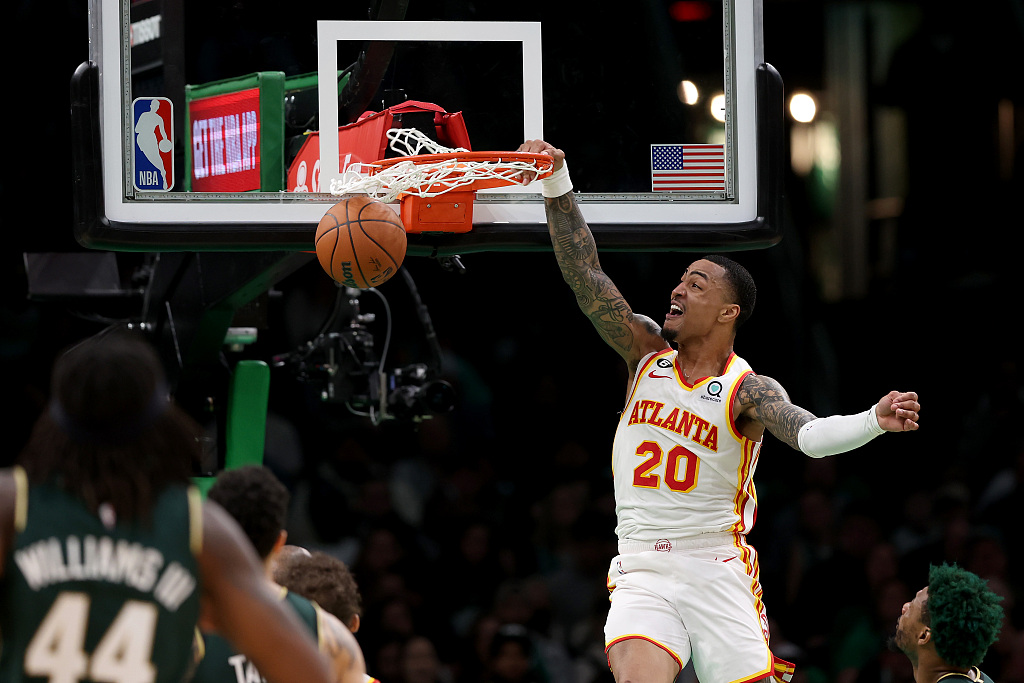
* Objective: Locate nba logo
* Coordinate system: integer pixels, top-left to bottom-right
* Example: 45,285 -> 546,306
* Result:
132,97 -> 174,191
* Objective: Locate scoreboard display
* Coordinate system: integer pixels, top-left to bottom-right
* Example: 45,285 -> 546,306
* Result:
184,72 -> 285,192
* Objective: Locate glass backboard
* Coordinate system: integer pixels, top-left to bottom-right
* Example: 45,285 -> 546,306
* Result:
74,0 -> 784,254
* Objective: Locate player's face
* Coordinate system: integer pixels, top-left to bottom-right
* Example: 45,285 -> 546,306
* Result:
892,586 -> 929,657
661,259 -> 732,343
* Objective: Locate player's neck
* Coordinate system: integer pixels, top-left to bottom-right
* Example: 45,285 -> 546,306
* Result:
675,338 -> 734,380
914,653 -> 974,683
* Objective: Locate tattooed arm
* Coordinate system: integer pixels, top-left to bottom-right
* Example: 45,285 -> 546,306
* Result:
734,374 -> 815,449
735,374 -> 921,452
520,140 -> 667,370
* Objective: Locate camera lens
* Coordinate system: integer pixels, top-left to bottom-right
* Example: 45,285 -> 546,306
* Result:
422,380 -> 455,414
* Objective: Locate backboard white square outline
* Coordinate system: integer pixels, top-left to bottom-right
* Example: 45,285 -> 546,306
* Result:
316,21 -> 545,197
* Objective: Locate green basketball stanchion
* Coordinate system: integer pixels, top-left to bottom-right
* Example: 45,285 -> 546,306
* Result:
224,360 -> 270,470
192,359 -> 270,497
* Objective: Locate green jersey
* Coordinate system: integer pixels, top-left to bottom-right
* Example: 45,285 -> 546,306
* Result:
0,467 -> 203,683
191,587 -> 322,683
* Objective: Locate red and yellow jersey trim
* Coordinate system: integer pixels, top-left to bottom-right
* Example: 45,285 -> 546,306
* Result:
729,439 -> 759,534
674,352 -> 738,391
773,655 -> 797,683
604,635 -> 683,671
731,533 -> 768,646
622,349 -> 675,414
729,660 -> 774,683
726,369 -> 755,443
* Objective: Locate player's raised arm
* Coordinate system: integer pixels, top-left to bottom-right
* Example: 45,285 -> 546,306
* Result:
735,374 -> 920,453
198,501 -> 335,683
518,139 -> 667,370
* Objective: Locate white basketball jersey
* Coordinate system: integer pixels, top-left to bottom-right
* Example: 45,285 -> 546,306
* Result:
611,348 -> 762,541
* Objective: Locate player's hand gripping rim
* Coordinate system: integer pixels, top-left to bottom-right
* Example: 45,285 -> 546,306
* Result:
515,139 -> 565,185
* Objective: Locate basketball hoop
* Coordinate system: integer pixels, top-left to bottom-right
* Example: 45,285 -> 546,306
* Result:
330,128 -> 554,233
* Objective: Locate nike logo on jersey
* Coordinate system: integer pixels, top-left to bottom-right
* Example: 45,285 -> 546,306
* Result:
648,371 -> 673,379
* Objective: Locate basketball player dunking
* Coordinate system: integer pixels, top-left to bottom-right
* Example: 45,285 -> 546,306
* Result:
0,331 -> 336,683
517,140 -> 922,683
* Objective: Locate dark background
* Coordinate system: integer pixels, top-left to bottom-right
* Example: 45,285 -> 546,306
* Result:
4,1 -> 1023,682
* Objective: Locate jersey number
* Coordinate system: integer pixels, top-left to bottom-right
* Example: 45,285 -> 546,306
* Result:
25,591 -> 158,683
632,440 -> 700,492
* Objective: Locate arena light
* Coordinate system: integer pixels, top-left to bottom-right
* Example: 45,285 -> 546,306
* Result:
789,92 -> 817,123
709,93 -> 726,122
677,80 -> 699,105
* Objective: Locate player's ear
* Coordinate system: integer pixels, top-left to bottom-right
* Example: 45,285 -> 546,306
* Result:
719,303 -> 740,324
348,613 -> 361,633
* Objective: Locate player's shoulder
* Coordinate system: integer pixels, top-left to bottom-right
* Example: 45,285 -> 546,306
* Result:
733,372 -> 794,414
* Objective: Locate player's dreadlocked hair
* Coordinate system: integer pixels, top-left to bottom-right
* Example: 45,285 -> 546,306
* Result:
19,329 -> 198,520
275,550 -> 363,626
701,254 -> 757,329
923,563 -> 1004,668
208,465 -> 290,559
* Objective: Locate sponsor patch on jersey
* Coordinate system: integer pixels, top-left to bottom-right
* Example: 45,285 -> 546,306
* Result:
700,380 -> 724,403
656,358 -> 673,369
654,539 -> 672,552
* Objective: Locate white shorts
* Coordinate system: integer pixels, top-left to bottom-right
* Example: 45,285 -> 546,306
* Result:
604,533 -> 794,683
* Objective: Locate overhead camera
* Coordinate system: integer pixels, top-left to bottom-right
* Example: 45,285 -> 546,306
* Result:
387,363 -> 456,421
272,285 -> 455,423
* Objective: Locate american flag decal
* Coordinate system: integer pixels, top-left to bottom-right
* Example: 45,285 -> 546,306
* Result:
651,144 -> 726,192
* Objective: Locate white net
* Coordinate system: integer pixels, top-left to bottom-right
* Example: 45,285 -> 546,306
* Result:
329,128 -> 547,203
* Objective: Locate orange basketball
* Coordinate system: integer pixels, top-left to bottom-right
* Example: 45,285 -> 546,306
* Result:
315,196 -> 407,288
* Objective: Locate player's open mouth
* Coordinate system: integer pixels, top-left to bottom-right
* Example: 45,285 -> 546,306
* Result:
667,303 -> 683,319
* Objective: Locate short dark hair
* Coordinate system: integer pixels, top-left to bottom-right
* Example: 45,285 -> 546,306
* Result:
208,465 -> 289,559
702,254 -> 756,329
922,563 -> 1004,668
275,551 -> 362,624
19,329 -> 198,520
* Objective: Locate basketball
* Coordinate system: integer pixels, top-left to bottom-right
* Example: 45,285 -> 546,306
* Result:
314,196 -> 407,288
159,139 -> 172,153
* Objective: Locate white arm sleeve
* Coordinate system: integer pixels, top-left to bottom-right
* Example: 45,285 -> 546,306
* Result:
797,407 -> 886,458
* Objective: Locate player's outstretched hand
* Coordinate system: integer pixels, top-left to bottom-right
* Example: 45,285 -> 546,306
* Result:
875,391 -> 921,432
516,140 -> 565,184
